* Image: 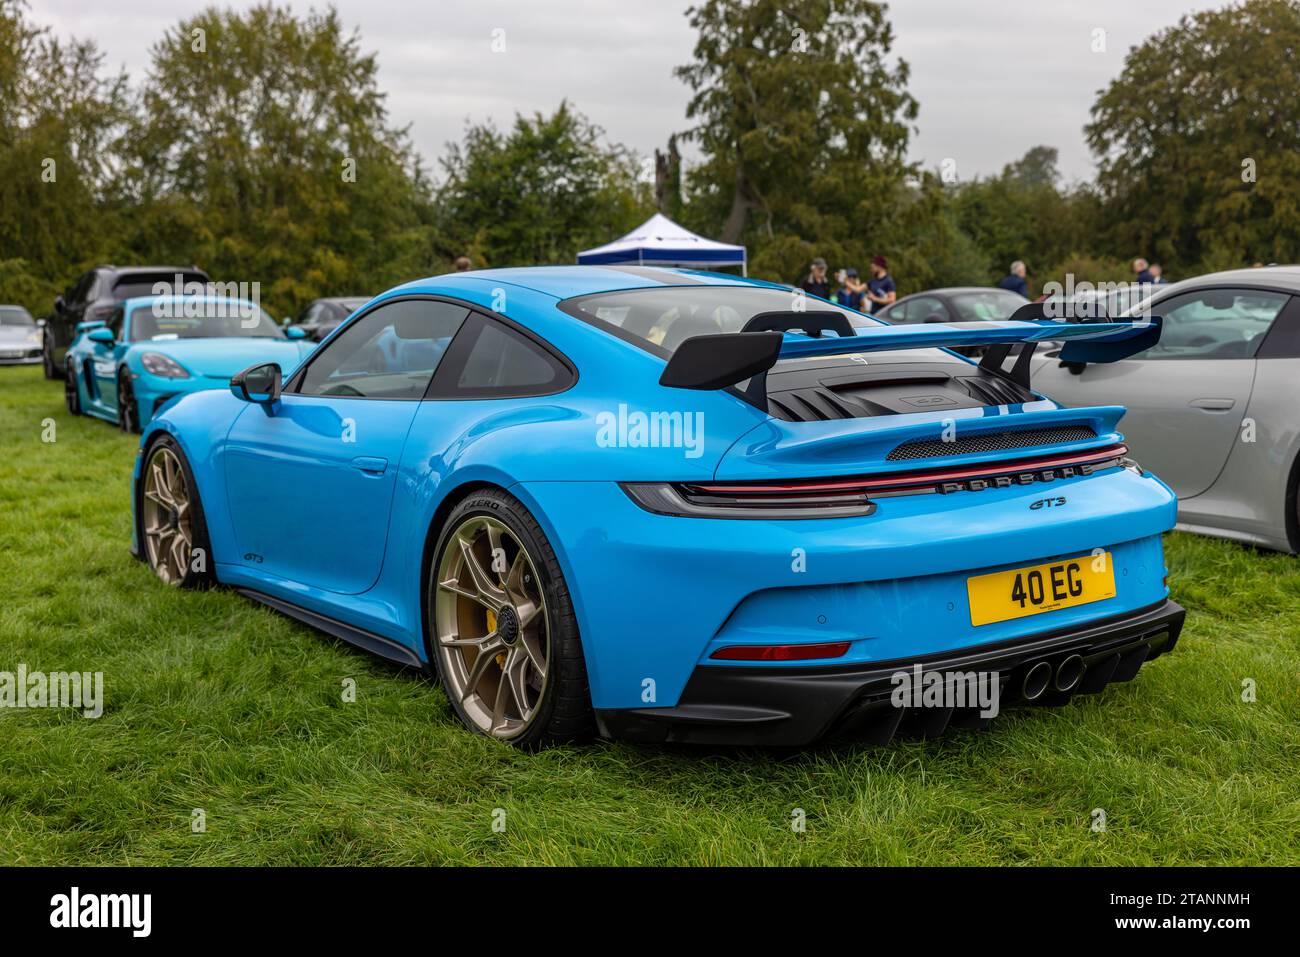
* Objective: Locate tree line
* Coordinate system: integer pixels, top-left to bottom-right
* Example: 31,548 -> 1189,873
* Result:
2,0 -> 1296,319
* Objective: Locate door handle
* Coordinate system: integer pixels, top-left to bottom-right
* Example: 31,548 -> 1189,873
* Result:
1189,398 -> 1235,411
350,456 -> 388,475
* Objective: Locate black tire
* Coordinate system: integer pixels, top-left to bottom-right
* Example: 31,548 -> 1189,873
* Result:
117,367 -> 141,433
427,488 -> 594,748
138,434 -> 214,588
1285,451 -> 1300,555
43,335 -> 58,380
64,361 -> 81,415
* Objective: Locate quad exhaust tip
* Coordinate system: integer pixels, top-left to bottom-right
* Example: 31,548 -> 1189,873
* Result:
1022,661 -> 1053,700
1054,654 -> 1086,693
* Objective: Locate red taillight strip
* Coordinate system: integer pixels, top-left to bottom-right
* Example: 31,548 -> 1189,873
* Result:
711,641 -> 851,661
692,444 -> 1128,495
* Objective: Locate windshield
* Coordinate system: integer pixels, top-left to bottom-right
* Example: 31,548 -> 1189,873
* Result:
112,272 -> 209,302
0,307 -> 35,327
327,299 -> 368,318
949,290 -> 1028,321
129,302 -> 283,341
559,286 -> 875,357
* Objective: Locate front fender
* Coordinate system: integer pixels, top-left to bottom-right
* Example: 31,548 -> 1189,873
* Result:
133,390 -> 249,570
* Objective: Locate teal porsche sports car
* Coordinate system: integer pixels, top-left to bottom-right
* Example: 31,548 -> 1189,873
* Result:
64,294 -> 316,432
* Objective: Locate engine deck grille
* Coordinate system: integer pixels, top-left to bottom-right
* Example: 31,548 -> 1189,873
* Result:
886,426 -> 1098,461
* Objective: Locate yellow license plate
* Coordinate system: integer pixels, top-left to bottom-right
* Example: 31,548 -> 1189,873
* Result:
967,553 -> 1116,627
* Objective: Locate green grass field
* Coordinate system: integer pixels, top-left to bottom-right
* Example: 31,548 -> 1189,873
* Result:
1,363 -> 1297,865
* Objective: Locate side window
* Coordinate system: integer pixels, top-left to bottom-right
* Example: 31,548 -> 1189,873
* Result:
70,272 -> 94,305
301,303 -> 322,324
108,307 -> 126,341
1138,289 -> 1290,360
430,314 -> 572,399
1256,295 -> 1300,359
296,299 -> 469,399
891,296 -> 947,324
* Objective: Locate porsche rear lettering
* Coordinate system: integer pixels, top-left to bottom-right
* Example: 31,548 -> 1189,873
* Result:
939,464 -> 1092,494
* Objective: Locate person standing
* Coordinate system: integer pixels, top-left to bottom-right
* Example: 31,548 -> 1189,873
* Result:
865,256 -> 897,313
1149,263 -> 1168,284
997,260 -> 1029,298
801,258 -> 831,299
834,269 -> 866,311
1132,257 -> 1153,284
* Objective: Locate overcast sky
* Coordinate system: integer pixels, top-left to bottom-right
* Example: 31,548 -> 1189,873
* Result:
31,0 -> 1217,183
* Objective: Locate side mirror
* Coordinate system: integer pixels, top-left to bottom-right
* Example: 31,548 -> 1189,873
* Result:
87,328 -> 115,346
230,362 -> 282,404
285,326 -> 307,340
54,295 -> 65,313
36,318 -> 46,328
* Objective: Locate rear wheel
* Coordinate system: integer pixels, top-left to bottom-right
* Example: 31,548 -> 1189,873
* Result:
64,361 -> 81,415
428,490 -> 593,748
140,437 -> 212,588
1286,452 -> 1300,555
117,368 -> 140,433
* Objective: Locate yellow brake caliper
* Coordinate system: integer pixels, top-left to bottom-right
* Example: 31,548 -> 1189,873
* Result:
486,610 -> 506,668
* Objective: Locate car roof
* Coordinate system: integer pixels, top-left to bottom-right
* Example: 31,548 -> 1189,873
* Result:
102,265 -> 209,277
393,265 -> 784,301
1157,265 -> 1300,292
120,294 -> 261,311
896,287 -> 1022,298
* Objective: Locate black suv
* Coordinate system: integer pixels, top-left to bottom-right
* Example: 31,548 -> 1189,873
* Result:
286,296 -> 369,342
42,265 -> 211,379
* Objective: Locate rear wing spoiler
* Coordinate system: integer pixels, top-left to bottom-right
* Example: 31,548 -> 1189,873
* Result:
659,304 -> 1161,404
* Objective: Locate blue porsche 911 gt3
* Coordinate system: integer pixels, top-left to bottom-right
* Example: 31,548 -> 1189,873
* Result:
65,294 -> 315,432
130,267 -> 1185,748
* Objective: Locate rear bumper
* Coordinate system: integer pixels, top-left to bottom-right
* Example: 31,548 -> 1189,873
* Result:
595,598 -> 1184,746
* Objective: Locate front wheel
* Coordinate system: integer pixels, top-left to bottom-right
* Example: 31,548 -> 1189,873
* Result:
117,368 -> 141,433
140,436 -> 213,588
43,336 -> 58,380
428,489 -> 593,748
64,361 -> 81,415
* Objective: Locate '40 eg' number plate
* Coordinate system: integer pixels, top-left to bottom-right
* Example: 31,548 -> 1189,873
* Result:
966,553 -> 1116,627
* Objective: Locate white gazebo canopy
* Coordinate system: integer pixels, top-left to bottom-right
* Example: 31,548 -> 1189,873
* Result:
577,213 -> 747,275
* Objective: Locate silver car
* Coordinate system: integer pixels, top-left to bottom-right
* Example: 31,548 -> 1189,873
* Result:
1032,267 -> 1300,553
0,305 -> 43,365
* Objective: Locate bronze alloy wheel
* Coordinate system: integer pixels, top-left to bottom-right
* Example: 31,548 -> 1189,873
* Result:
433,514 -> 550,739
142,444 -> 195,585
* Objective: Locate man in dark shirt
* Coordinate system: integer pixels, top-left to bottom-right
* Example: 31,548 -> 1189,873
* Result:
801,258 -> 831,299
865,256 -> 896,314
997,260 -> 1029,298
1133,257 -> 1153,285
